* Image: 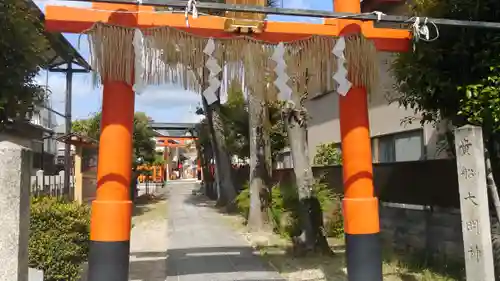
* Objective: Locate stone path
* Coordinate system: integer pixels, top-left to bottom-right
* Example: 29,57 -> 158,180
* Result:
129,187 -> 169,281
165,181 -> 285,281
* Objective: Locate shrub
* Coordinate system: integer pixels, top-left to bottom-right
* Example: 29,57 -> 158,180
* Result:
235,180 -> 344,238
323,192 -> 344,238
313,142 -> 343,166
272,183 -> 300,237
312,181 -> 344,238
29,196 -> 91,281
235,181 -> 251,218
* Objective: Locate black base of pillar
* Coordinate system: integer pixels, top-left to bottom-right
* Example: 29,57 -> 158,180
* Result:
88,240 -> 130,281
345,233 -> 382,281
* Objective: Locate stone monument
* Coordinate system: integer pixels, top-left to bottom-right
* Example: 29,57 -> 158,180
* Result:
0,141 -> 31,281
454,125 -> 495,281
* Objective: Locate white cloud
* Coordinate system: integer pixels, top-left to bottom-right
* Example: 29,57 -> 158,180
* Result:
135,85 -> 203,123
37,73 -> 201,108
136,85 -> 201,110
185,113 -> 205,123
36,71 -> 95,102
143,105 -> 204,124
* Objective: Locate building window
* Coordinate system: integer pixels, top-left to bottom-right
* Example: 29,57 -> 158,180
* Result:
371,138 -> 378,163
378,135 -> 396,163
375,130 -> 424,163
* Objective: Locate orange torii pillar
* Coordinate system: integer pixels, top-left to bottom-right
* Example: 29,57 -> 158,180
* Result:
336,0 -> 382,280
87,4 -> 147,281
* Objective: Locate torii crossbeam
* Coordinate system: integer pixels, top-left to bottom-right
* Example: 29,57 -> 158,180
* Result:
44,1 -> 411,281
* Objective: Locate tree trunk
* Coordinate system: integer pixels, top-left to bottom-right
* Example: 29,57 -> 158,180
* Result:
483,133 -> 500,281
209,104 -> 238,208
195,136 -> 210,194
284,99 -> 332,255
199,65 -> 237,208
247,94 -> 272,231
263,105 -> 273,177
200,98 -> 220,198
485,148 -> 500,221
484,131 -> 500,220
203,139 -> 216,198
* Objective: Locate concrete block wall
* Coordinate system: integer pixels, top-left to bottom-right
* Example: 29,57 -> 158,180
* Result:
380,203 -> 465,262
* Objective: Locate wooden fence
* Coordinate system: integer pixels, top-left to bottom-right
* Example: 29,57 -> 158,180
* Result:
31,170 -> 164,200
31,170 -> 74,197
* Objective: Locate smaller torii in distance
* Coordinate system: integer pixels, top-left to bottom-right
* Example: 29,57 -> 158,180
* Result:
44,0 -> 411,281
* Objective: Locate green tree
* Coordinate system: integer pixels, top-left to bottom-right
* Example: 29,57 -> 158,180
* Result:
132,112 -> 156,164
218,82 -> 287,162
194,118 -> 216,186
0,0 -> 49,125
392,0 -> 500,206
71,112 -> 101,140
313,142 -> 342,166
392,0 -> 500,139
219,82 -> 250,158
197,76 -> 287,212
281,71 -> 331,253
72,111 -> 156,165
216,78 -> 287,230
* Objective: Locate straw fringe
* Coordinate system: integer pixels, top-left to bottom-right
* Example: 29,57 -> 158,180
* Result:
85,22 -> 379,98
87,24 -> 135,86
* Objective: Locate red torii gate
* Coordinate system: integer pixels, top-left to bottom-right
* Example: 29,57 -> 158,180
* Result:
44,1 -> 411,281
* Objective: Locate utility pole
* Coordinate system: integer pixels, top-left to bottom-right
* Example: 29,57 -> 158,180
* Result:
64,62 -> 73,199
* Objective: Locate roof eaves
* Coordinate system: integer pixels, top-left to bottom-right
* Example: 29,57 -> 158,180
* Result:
27,0 -> 91,72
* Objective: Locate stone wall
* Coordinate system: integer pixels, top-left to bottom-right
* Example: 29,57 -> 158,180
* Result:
380,202 -> 464,263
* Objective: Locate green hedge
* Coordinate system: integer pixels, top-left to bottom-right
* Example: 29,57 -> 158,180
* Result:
29,197 -> 91,281
235,181 -> 344,238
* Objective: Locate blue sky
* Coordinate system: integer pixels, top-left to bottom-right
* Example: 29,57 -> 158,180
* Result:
34,0 -> 332,124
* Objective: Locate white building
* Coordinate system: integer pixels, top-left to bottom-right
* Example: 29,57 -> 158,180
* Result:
30,101 -> 58,155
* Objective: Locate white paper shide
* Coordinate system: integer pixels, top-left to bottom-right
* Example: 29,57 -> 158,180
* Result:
332,36 -> 352,96
271,42 -> 292,101
132,28 -> 146,94
203,38 -> 221,105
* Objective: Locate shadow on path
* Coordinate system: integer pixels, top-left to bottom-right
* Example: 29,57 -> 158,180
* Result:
129,246 -> 287,280
180,191 -> 349,280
